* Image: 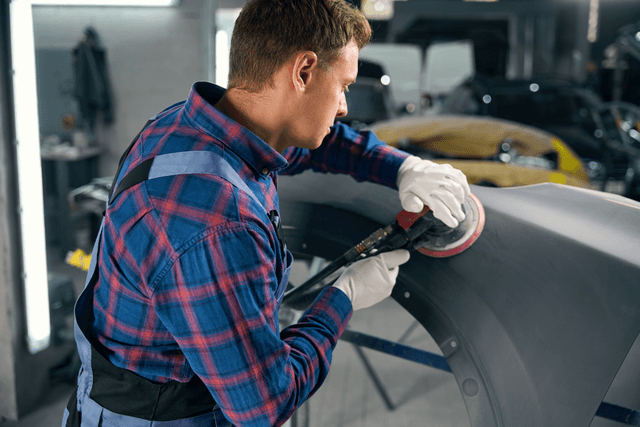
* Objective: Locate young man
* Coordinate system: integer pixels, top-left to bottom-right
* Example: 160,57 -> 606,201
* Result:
62,0 -> 469,426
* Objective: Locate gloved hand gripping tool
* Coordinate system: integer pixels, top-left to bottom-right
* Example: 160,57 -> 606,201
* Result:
282,193 -> 485,306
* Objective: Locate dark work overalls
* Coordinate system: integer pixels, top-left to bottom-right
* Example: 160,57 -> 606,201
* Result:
62,119 -> 293,427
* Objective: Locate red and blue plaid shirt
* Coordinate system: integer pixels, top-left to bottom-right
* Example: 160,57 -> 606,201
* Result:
92,82 -> 408,426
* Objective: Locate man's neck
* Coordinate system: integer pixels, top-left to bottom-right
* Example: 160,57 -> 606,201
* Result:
214,87 -> 292,154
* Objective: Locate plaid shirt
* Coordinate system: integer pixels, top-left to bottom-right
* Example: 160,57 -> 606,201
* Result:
92,82 -> 408,426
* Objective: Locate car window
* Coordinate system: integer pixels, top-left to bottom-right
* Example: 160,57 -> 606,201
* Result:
344,82 -> 390,125
423,40 -> 476,96
441,85 -> 480,115
359,44 -> 423,111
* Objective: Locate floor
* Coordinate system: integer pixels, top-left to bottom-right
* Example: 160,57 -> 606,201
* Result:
1,236 -> 639,427
297,298 -> 470,427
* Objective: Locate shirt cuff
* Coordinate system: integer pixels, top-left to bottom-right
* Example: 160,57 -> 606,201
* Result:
302,286 -> 353,336
381,145 -> 411,190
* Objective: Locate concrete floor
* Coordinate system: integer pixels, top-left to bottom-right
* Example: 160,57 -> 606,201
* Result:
1,245 -> 639,427
297,298 -> 470,427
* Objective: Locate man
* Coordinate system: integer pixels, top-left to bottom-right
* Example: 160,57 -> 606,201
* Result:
62,0 -> 469,426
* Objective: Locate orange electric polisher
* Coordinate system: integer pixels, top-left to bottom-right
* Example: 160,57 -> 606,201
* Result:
282,193 -> 485,306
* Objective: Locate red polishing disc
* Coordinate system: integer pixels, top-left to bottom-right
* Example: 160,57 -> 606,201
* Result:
395,193 -> 485,258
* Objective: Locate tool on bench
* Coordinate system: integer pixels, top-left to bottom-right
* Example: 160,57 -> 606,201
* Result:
281,193 -> 485,306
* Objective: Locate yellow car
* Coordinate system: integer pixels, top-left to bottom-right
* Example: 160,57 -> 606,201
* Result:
369,115 -> 590,188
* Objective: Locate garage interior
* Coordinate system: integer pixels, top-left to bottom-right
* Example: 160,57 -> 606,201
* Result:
1,0 -> 639,426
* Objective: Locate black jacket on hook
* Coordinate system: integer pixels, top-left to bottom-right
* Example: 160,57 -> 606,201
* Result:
73,27 -> 113,132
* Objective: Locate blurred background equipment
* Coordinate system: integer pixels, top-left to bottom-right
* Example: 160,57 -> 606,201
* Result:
342,59 -> 398,129
369,115 -> 590,189
437,77 -> 630,187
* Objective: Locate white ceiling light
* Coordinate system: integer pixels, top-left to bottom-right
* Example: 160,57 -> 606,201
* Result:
362,0 -> 393,20
29,0 -> 179,6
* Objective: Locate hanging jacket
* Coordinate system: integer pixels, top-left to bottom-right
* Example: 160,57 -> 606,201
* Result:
72,27 -> 113,131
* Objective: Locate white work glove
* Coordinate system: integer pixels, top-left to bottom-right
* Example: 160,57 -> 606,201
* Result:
332,249 -> 410,311
396,156 -> 471,228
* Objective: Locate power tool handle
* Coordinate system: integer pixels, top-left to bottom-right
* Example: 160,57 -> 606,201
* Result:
396,206 -> 431,230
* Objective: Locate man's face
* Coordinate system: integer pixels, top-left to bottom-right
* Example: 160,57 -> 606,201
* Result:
290,40 -> 359,149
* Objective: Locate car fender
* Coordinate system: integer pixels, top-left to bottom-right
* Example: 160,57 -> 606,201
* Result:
278,170 -> 640,427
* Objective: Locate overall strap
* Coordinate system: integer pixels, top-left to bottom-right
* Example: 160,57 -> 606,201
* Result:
109,151 -> 262,208
108,117 -> 261,210
108,118 -> 155,202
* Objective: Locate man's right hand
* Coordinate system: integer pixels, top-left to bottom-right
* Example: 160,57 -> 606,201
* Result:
332,249 -> 411,311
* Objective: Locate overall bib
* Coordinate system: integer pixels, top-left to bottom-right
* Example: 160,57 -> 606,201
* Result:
62,121 -> 293,427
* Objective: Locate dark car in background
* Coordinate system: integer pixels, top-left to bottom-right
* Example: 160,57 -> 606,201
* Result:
438,75 -> 636,193
341,60 -> 398,129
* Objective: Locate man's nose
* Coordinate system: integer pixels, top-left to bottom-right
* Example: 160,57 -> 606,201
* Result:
336,93 -> 348,118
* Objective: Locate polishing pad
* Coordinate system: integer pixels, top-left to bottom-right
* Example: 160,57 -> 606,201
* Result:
396,193 -> 485,258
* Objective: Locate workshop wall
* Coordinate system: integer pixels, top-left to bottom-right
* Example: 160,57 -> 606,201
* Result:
32,0 -> 206,177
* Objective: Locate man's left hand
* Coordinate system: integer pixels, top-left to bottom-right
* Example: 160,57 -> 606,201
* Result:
396,156 -> 470,228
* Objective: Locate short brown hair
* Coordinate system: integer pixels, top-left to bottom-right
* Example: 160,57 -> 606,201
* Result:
228,0 -> 372,91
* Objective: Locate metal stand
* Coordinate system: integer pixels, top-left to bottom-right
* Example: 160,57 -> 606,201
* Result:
339,326 -> 452,412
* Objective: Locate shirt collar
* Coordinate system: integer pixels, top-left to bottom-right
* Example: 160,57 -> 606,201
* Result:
183,82 -> 288,175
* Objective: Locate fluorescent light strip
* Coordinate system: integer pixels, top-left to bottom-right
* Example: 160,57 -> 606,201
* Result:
587,0 -> 599,43
30,0 -> 178,6
9,0 -> 51,354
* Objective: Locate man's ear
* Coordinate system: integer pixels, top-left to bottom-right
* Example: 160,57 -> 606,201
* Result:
290,51 -> 318,92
